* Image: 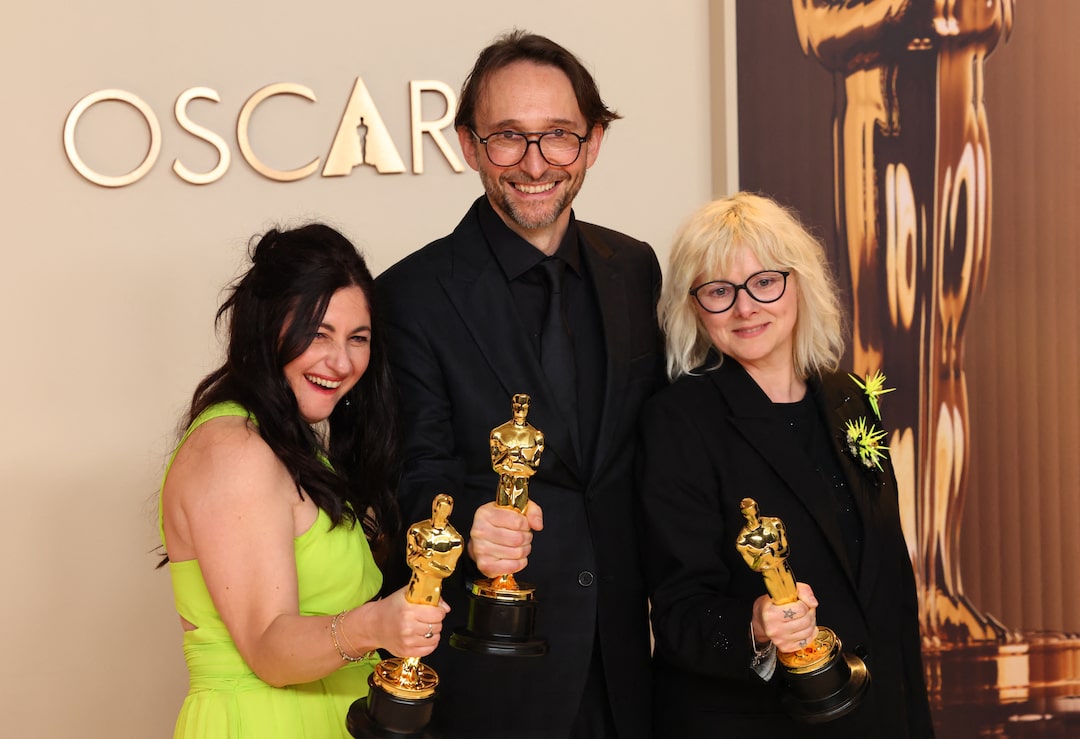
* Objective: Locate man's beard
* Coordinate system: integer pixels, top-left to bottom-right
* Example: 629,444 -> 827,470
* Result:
480,168 -> 585,232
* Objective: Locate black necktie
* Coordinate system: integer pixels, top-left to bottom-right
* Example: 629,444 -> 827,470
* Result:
539,258 -> 580,457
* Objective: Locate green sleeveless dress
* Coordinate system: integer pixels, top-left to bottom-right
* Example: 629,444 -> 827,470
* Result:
159,402 -> 382,738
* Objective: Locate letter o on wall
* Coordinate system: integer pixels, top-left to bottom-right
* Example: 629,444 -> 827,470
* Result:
63,89 -> 162,188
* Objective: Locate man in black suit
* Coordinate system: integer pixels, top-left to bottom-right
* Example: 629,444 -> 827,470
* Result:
375,30 -> 663,739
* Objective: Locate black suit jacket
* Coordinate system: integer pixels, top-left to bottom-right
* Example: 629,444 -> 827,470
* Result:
375,197 -> 663,738
637,359 -> 933,738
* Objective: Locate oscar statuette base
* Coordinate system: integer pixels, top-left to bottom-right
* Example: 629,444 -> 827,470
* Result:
346,674 -> 436,739
449,580 -> 548,657
779,636 -> 871,724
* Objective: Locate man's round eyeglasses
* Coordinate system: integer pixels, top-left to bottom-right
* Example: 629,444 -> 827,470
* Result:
689,270 -> 791,314
470,128 -> 587,167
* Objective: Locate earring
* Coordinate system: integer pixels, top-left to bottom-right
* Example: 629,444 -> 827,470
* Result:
345,396 -> 351,407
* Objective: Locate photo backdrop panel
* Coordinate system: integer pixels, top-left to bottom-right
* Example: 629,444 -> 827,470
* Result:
734,1 -> 1079,735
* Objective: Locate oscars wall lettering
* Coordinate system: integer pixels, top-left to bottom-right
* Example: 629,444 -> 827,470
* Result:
63,77 -> 465,187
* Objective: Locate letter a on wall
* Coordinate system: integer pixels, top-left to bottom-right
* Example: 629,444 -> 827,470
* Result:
323,76 -> 406,175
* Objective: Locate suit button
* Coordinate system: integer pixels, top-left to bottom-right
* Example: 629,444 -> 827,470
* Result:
577,571 -> 595,587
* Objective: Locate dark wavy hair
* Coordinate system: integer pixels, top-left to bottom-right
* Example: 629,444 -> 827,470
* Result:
173,224 -> 399,563
454,29 -> 622,133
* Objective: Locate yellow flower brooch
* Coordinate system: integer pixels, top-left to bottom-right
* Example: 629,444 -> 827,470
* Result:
844,370 -> 894,471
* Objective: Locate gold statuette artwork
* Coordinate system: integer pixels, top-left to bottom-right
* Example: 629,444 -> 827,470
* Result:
449,393 -> 549,657
372,494 -> 463,700
791,0 -> 1014,644
735,498 -> 836,672
476,393 -> 544,596
736,498 -> 869,721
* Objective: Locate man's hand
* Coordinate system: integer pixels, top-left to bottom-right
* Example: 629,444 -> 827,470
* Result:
467,500 -> 544,577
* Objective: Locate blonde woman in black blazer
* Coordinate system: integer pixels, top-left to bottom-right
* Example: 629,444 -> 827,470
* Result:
637,193 -> 933,737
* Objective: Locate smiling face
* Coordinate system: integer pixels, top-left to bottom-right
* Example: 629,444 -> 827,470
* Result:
695,246 -> 798,379
283,285 -> 371,424
458,60 -> 603,253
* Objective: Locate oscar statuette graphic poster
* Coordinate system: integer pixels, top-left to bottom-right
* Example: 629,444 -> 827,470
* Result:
733,1 -> 1080,735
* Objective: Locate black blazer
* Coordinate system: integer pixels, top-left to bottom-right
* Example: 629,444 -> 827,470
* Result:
637,358 -> 933,738
375,198 -> 664,738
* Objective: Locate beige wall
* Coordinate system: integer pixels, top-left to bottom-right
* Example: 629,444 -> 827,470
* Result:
1,2 -> 724,736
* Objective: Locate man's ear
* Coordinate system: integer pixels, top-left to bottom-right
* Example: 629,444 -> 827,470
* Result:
458,126 -> 481,172
584,123 -> 604,169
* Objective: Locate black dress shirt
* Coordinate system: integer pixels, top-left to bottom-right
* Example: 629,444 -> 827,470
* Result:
478,200 -> 606,472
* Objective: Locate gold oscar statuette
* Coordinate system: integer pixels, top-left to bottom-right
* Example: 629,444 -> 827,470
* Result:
450,393 -> 549,657
736,497 -> 870,723
347,494 -> 463,738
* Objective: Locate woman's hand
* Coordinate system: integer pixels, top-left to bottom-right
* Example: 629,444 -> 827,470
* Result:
751,581 -> 819,654
467,500 -> 544,578
347,587 -> 450,658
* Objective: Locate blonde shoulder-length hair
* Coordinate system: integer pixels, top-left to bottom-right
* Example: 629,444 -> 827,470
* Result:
660,192 -> 846,381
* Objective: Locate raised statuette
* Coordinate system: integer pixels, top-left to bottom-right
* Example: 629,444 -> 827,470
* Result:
450,393 -> 549,657
736,497 -> 870,723
348,493 -> 463,738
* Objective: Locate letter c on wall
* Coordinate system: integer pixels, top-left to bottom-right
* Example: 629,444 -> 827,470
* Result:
237,83 -> 320,182
63,89 -> 162,188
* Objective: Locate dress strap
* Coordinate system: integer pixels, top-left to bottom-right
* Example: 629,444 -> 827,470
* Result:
157,401 -> 254,539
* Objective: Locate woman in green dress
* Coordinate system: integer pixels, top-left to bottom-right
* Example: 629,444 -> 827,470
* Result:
159,224 -> 448,738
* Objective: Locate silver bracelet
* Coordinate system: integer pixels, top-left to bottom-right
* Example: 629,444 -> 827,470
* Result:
749,623 -> 775,668
330,610 -> 366,662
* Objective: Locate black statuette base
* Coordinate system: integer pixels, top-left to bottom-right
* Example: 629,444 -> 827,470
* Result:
780,651 -> 871,724
346,677 -> 436,738
449,589 -> 548,657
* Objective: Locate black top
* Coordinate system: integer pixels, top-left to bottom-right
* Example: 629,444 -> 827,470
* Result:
773,393 -> 863,573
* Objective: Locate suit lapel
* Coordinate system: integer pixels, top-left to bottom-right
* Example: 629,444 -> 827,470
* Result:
815,373 -> 886,603
580,228 -> 625,482
438,207 -> 583,480
713,361 -> 858,588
